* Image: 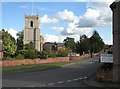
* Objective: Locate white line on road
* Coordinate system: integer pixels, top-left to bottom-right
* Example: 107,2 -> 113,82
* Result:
47,83 -> 55,86
39,84 -> 46,86
72,78 -> 79,81
57,81 -> 64,84
66,80 -> 72,82
79,77 -> 83,80
84,77 -> 87,79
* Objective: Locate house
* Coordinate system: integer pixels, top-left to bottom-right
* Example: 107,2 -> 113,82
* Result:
43,42 -> 65,51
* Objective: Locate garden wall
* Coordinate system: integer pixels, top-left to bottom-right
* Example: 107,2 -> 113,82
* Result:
0,53 -> 99,67
1,57 -> 69,67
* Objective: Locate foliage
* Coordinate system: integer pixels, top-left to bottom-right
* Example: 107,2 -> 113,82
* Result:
63,37 -> 76,52
24,42 -> 35,50
89,30 -> 105,53
15,50 -> 27,56
76,35 -> 90,55
15,54 -> 24,60
45,50 -> 56,58
1,29 -> 17,58
24,49 -> 37,59
16,31 -> 23,50
37,51 -> 48,59
56,48 -> 71,57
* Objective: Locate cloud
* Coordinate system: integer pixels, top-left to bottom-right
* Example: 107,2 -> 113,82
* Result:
7,28 -> 18,39
56,9 -> 76,22
38,7 -> 56,11
44,34 -> 80,43
50,27 -> 64,31
44,34 -> 60,43
20,5 -> 29,8
104,40 -> 113,45
41,14 -> 59,23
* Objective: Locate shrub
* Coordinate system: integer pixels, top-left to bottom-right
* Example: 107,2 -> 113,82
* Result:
56,49 -> 69,57
37,51 -> 48,59
15,54 -> 24,60
45,50 -> 56,58
15,50 -> 27,56
24,50 -> 37,59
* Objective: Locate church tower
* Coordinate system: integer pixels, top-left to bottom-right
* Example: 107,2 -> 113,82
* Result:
23,14 -> 40,51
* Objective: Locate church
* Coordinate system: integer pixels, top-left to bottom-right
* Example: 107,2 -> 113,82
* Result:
23,13 -> 44,51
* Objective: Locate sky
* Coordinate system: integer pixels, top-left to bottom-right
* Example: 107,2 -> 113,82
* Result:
1,0 -> 115,44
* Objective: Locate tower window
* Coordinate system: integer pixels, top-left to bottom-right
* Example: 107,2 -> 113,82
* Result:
30,21 -> 33,27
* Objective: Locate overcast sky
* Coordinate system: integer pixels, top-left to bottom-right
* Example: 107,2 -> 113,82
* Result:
1,0 -> 115,44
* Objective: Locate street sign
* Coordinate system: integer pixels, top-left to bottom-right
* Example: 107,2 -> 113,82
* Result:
100,54 -> 113,63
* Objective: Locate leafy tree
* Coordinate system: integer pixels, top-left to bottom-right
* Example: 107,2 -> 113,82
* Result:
89,30 -> 105,53
1,29 -> 17,58
16,30 -> 23,50
63,37 -> 76,52
24,41 -> 35,50
76,34 -> 90,55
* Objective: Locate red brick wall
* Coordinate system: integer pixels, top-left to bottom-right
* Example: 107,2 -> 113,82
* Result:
0,53 -> 98,67
1,57 -> 69,67
69,54 -> 89,61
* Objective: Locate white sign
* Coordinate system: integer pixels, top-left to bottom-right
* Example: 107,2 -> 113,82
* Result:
100,54 -> 113,63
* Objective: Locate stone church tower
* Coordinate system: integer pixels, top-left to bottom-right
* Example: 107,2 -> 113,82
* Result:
23,14 -> 41,51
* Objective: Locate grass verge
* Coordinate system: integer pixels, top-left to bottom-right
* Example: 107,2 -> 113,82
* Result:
1,62 -> 72,72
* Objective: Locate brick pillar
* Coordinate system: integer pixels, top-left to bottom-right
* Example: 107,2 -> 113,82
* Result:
110,1 -> 120,83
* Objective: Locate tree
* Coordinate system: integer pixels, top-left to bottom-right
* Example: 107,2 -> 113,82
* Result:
16,30 -> 23,50
63,37 -> 76,52
76,34 -> 90,55
89,30 -> 105,53
1,29 -> 17,58
24,41 -> 35,50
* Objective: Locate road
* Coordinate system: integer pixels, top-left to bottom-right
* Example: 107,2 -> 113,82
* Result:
2,57 -> 102,87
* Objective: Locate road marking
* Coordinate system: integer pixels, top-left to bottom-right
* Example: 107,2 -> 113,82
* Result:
72,78 -> 79,81
84,77 -> 87,79
39,84 -> 46,86
66,80 -> 72,82
57,81 -> 64,84
79,77 -> 83,80
47,83 -> 55,86
25,76 -> 88,87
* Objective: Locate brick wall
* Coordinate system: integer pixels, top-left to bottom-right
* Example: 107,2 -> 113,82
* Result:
1,57 -> 69,67
0,53 -> 99,67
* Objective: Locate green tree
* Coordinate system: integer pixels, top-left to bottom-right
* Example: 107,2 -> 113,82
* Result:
89,30 -> 105,53
1,29 -> 17,58
76,34 -> 90,55
63,37 -> 76,52
24,41 -> 35,50
16,30 -> 23,50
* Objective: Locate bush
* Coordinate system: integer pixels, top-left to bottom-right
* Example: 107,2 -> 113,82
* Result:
24,50 -> 37,59
15,50 -> 27,56
15,54 -> 24,60
56,49 -> 69,57
45,50 -> 56,58
37,51 -> 48,59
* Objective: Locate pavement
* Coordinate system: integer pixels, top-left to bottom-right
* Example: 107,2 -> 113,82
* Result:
84,69 -> 120,89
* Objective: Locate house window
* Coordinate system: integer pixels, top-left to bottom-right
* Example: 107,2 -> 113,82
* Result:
30,21 -> 33,27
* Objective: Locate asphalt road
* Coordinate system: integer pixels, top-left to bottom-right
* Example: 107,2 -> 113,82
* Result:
2,57 -> 102,87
